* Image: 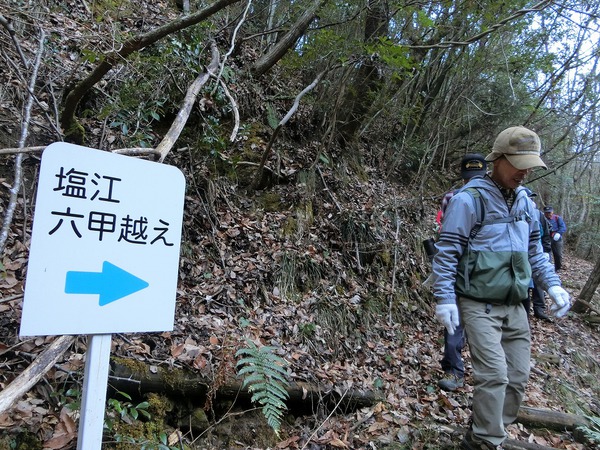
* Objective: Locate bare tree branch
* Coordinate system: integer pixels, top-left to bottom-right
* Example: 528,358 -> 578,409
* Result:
0,336 -> 75,416
0,146 -> 46,155
60,0 -> 243,143
3,52 -> 63,140
0,146 -> 164,157
218,78 -> 240,142
407,0 -> 553,50
156,42 -> 220,163
213,0 -> 252,91
251,70 -> 325,190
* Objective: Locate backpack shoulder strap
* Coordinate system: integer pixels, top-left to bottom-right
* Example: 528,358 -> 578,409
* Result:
462,187 -> 485,239
460,187 -> 485,291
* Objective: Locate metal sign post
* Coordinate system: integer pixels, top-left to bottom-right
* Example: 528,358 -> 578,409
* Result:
77,334 -> 112,450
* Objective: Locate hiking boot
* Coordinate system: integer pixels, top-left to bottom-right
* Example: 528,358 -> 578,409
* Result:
533,307 -> 551,321
461,428 -> 504,450
437,374 -> 464,391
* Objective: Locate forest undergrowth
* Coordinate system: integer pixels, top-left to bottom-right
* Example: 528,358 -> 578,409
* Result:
1,1 -> 599,448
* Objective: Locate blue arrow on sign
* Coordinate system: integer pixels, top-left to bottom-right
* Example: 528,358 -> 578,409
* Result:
65,261 -> 149,306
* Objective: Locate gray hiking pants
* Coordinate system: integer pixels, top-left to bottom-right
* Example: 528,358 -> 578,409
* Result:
459,298 -> 531,446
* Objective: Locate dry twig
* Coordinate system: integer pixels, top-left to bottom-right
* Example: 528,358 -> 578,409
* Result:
0,14 -> 29,68
0,29 -> 45,255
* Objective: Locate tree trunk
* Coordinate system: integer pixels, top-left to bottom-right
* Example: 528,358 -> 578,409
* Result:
336,0 -> 389,147
251,0 -> 327,77
572,256 -> 600,313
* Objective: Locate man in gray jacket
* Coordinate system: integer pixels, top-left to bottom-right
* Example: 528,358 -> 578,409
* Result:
430,126 -> 571,449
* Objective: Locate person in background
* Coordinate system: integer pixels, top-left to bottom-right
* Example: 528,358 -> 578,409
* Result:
522,188 -> 551,321
543,206 -> 567,271
431,126 -> 570,449
436,154 -> 487,392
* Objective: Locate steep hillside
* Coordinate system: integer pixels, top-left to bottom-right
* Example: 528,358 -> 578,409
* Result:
2,144 -> 600,449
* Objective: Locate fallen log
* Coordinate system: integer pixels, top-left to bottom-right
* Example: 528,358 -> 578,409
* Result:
439,425 -> 562,449
502,439 -> 560,449
518,406 -> 600,448
109,360 -> 597,447
0,335 -> 75,415
532,353 -> 561,365
571,298 -> 600,316
518,406 -> 591,431
109,359 -> 380,413
583,315 -> 600,324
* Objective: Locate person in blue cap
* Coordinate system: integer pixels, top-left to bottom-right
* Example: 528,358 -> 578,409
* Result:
543,206 -> 567,271
436,154 -> 487,392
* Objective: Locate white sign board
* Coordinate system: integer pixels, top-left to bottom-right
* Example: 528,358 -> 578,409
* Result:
20,143 -> 186,336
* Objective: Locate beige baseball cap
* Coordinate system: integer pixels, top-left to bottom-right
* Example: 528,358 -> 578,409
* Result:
485,126 -> 547,170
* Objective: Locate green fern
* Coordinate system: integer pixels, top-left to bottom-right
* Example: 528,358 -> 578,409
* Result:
235,340 -> 290,435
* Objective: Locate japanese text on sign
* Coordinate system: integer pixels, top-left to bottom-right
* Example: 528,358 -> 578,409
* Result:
48,166 -> 174,245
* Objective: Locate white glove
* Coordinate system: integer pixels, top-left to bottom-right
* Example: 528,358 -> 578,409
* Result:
543,252 -> 550,262
548,286 -> 570,318
436,304 -> 460,335
553,233 -> 561,241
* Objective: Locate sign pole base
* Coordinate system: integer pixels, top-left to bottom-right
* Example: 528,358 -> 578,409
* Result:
77,334 -> 112,450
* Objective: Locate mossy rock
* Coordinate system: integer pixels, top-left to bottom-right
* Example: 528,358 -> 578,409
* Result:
63,119 -> 86,145
176,407 -> 209,434
146,392 -> 174,419
376,249 -> 392,266
0,431 -> 42,450
282,217 -> 298,236
212,409 -> 278,448
259,192 -> 282,212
